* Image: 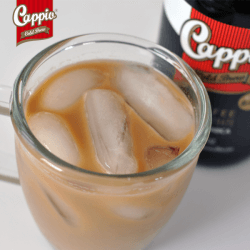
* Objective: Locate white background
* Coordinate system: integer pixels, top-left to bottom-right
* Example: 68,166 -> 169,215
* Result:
0,0 -> 250,249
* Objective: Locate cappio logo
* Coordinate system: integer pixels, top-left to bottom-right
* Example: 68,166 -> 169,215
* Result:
13,0 -> 57,46
180,18 -> 250,93
180,19 -> 250,71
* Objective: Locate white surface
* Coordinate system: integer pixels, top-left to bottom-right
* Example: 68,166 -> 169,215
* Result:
0,0 -> 250,249
164,0 -> 192,35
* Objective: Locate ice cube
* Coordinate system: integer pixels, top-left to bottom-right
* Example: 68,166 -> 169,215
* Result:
145,146 -> 180,170
113,205 -> 154,220
85,89 -> 138,174
43,188 -> 78,226
115,65 -> 194,141
42,69 -> 102,110
28,112 -> 80,166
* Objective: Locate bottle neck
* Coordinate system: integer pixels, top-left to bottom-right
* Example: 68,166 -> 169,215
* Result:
198,0 -> 234,11
185,0 -> 250,28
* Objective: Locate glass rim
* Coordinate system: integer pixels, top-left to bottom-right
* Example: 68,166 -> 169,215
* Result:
11,33 -> 212,179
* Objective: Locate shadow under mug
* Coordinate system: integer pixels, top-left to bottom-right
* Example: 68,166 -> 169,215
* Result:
0,33 -> 211,250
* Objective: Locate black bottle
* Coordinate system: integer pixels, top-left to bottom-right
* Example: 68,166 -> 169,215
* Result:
159,0 -> 250,165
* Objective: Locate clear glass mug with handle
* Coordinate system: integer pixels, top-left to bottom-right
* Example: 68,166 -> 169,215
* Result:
0,34 -> 211,250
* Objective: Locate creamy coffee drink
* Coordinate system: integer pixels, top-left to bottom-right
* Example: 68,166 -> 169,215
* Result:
26,61 -> 194,173
16,60 -> 197,250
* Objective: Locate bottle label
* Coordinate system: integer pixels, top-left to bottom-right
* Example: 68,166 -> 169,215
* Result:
161,0 -> 250,154
181,9 -> 250,93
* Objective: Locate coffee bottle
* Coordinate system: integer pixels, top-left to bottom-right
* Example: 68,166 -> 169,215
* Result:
159,0 -> 250,165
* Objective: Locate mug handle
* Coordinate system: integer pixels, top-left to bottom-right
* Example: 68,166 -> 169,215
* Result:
0,85 -> 19,184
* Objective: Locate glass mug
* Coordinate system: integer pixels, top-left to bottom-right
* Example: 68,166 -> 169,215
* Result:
0,34 -> 211,250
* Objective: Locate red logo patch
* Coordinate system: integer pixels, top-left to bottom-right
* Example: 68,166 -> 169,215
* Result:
13,0 -> 57,46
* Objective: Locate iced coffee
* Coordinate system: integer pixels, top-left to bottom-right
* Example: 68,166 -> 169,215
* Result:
16,60 -> 197,250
